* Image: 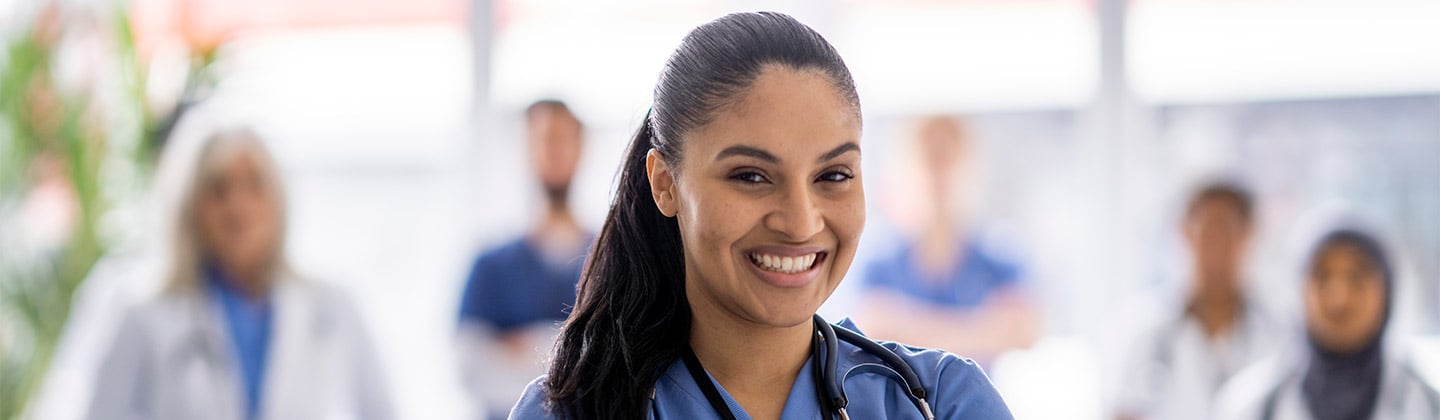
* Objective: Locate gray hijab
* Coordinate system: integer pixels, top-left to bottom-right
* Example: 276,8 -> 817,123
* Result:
1301,228 -> 1392,420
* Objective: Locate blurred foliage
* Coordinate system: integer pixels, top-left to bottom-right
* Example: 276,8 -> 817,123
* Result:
0,4 -> 153,419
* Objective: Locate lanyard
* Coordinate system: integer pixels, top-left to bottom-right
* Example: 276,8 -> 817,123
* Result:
679,328 -> 832,419
676,315 -> 932,420
680,346 -> 742,420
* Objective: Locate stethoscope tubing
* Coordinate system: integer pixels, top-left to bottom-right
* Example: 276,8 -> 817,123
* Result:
679,314 -> 935,420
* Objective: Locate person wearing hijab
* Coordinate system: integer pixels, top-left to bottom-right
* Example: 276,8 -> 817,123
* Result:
1215,223 -> 1440,420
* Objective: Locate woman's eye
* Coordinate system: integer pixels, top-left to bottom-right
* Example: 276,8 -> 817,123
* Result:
817,171 -> 854,183
730,171 -> 769,184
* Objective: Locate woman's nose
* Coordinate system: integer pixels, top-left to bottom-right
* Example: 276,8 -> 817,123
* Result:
765,183 -> 824,242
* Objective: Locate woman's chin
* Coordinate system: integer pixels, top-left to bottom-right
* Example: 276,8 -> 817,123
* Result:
746,295 -> 826,328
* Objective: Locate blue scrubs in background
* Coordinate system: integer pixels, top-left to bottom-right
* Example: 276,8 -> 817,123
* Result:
863,237 -> 1024,310
507,321 -> 1014,419
458,237 -> 590,333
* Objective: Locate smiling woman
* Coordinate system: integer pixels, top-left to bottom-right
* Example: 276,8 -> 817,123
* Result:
510,11 -> 1013,420
656,66 -> 864,332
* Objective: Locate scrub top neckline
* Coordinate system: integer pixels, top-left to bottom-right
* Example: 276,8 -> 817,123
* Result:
663,354 -> 825,420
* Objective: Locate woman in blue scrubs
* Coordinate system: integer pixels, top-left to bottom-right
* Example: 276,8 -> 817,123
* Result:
508,11 -> 1012,419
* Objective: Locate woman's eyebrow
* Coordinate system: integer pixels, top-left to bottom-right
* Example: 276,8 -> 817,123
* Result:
714,142 -> 859,164
818,142 -> 860,162
715,145 -> 779,163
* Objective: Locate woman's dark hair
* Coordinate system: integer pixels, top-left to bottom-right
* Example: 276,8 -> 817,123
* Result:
1186,181 -> 1254,226
543,11 -> 859,418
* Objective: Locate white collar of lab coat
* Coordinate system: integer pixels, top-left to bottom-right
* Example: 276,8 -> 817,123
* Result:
175,275 -> 335,420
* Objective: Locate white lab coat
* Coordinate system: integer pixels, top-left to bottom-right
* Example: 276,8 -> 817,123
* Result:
1112,304 -> 1280,420
27,251 -> 162,420
1215,345 -> 1440,420
85,276 -> 394,420
454,323 -> 555,420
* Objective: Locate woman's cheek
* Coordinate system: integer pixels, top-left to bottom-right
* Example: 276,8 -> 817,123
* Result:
831,190 -> 865,245
828,190 -> 866,278
695,190 -> 752,244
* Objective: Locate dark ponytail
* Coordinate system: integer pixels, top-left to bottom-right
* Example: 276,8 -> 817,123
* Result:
543,112 -> 688,418
543,12 -> 858,418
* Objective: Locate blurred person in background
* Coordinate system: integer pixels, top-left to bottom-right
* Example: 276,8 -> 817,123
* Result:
857,115 -> 1041,365
455,99 -> 593,420
86,127 -> 394,420
1113,182 -> 1278,420
1216,221 -> 1440,420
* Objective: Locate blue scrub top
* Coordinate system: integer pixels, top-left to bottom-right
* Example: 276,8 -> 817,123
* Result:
458,236 -> 592,333
205,263 -> 273,420
507,321 -> 1014,419
863,236 -> 1024,310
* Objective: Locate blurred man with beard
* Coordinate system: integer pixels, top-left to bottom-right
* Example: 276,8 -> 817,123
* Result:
456,100 -> 593,420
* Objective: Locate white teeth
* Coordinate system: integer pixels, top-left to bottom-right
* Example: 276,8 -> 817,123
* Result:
749,252 -> 821,274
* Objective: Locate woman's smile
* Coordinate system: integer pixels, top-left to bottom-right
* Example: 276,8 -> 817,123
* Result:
743,246 -> 830,288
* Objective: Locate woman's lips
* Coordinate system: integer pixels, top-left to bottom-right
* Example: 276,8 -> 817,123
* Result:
744,248 -> 828,288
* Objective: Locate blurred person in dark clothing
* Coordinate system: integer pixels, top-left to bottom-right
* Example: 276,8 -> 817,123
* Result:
455,100 -> 594,420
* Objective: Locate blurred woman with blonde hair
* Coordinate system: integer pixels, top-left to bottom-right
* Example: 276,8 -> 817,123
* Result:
86,122 -> 393,420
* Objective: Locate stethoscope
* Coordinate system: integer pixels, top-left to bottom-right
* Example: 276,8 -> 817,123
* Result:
173,301 -> 244,419
680,314 -> 936,420
1141,311 -> 1252,413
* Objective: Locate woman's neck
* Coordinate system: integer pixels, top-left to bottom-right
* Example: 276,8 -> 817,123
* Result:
687,294 -> 812,419
208,259 -> 273,301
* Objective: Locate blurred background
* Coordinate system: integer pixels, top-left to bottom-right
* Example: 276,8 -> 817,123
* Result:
1,0 -> 1437,419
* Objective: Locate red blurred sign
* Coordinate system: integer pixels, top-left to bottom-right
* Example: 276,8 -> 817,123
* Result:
130,0 -> 467,55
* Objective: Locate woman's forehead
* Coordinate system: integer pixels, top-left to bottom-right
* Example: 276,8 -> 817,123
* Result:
685,67 -> 861,162
1315,241 -> 1377,268
203,148 -> 260,177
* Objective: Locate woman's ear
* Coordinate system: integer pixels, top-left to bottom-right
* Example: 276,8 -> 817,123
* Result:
646,149 -> 679,217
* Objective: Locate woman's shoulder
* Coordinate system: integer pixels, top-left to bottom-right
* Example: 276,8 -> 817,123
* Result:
1214,354 -> 1297,420
510,376 -> 560,419
123,290 -> 203,329
834,320 -> 1013,419
835,318 -> 989,381
881,341 -> 1012,416
1386,349 -> 1440,416
277,275 -> 367,321
285,277 -> 352,308
99,290 -> 206,361
272,277 -> 393,358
